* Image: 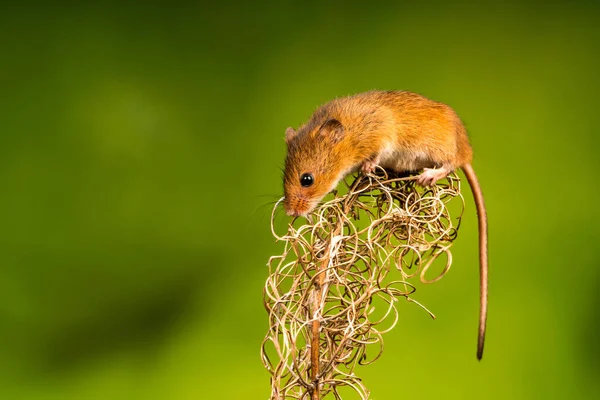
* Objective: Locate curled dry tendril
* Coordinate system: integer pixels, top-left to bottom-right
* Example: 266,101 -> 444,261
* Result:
262,169 -> 465,399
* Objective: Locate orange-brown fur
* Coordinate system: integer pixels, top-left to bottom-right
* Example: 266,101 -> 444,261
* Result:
283,90 -> 472,216
283,90 -> 488,360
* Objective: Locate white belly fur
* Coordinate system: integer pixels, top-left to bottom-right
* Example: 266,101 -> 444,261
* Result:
379,145 -> 433,172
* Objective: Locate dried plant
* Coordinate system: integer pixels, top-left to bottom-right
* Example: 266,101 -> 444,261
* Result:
262,169 -> 465,399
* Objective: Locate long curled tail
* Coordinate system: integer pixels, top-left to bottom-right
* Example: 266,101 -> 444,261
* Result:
461,163 -> 488,360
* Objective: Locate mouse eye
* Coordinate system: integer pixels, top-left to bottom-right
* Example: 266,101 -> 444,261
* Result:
300,173 -> 314,187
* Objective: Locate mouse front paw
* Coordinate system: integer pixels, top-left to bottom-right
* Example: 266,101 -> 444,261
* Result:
361,155 -> 381,175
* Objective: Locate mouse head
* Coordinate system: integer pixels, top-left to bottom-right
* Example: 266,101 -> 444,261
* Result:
283,119 -> 350,217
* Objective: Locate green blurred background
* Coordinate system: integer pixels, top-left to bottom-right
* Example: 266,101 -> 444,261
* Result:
1,1 -> 598,399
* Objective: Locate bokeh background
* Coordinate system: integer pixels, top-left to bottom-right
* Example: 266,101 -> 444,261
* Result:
1,1 -> 599,399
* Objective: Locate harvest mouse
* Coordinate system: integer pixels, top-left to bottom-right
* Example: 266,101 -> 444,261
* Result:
282,90 -> 488,360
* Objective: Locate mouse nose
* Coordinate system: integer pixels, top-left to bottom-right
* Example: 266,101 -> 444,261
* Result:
284,196 -> 310,217
283,199 -> 297,216
284,204 -> 306,217
285,207 -> 301,217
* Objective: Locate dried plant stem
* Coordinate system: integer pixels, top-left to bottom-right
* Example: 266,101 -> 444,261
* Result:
310,258 -> 325,400
310,221 -> 343,400
262,170 -> 465,399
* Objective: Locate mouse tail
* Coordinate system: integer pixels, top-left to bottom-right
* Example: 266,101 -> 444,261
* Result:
461,163 -> 488,361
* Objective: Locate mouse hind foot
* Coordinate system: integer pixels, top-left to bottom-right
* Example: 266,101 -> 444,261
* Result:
416,165 -> 454,186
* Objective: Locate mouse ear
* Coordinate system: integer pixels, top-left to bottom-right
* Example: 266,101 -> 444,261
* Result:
319,119 -> 344,143
285,127 -> 297,143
